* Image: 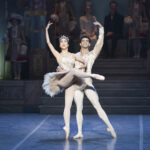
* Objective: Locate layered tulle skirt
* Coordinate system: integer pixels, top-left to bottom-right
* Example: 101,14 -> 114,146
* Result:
42,70 -> 86,97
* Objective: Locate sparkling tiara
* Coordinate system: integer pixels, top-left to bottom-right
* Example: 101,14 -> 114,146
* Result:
59,35 -> 69,42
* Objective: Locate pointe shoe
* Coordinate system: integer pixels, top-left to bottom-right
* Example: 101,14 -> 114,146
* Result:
92,74 -> 105,81
73,133 -> 83,139
107,128 -> 117,138
63,126 -> 70,140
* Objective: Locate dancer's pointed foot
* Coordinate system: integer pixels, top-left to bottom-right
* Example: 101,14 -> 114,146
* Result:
73,133 -> 83,139
92,74 -> 105,81
63,126 -> 70,140
107,127 -> 117,138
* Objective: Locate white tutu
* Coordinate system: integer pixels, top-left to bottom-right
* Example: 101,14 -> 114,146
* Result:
42,70 -> 87,97
42,71 -> 69,97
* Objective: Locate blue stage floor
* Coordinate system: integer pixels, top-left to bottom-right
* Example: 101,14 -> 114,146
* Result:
0,114 -> 149,150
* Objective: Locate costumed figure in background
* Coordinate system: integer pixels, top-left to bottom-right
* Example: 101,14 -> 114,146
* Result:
42,21 -> 105,139
127,0 -> 149,58
6,13 -> 27,80
50,0 -> 76,37
79,1 -> 97,50
104,1 -> 123,58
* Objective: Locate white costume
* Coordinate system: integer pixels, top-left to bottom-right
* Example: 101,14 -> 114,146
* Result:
42,53 -> 88,97
74,27 -> 116,138
42,53 -> 75,97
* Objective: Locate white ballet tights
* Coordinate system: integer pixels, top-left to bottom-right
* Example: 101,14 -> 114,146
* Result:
74,88 -> 116,138
58,69 -> 105,139
57,69 -> 104,89
63,85 -> 75,139
74,90 -> 84,136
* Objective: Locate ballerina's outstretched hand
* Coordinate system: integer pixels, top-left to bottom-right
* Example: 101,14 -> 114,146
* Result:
46,21 -> 53,30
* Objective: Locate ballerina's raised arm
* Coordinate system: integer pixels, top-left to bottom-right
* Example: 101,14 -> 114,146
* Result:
45,21 -> 61,62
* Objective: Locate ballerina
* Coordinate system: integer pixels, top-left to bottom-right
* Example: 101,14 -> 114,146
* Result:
42,21 -> 105,138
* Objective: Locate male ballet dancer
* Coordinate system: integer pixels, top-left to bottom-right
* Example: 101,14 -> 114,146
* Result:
73,21 -> 116,139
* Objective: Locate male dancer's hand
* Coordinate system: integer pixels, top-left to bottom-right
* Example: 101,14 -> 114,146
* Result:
46,21 -> 53,30
56,66 -> 65,72
93,21 -> 103,28
79,64 -> 87,70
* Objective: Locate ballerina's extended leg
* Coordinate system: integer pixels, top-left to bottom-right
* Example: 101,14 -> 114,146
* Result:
57,69 -> 105,88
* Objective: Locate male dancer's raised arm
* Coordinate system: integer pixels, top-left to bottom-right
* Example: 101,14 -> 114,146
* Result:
91,21 -> 104,60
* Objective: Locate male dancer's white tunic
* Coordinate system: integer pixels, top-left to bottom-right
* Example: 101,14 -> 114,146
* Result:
74,27 -> 106,136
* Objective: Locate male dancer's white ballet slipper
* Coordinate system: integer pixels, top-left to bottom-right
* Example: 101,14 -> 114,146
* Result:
73,133 -> 83,139
63,126 -> 70,140
107,127 -> 117,138
92,74 -> 105,81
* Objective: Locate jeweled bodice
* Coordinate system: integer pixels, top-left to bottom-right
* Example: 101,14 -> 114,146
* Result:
59,53 -> 75,70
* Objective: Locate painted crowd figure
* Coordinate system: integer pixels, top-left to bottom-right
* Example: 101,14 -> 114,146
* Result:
6,13 -> 27,80
79,1 -> 97,50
